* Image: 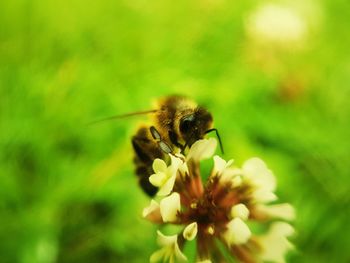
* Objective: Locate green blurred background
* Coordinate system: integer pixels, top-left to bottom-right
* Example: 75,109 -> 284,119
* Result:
1,0 -> 349,262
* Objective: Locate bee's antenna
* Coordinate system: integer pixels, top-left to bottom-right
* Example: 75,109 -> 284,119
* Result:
87,110 -> 158,125
205,128 -> 224,154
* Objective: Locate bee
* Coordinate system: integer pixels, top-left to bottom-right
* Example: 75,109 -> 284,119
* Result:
90,95 -> 223,196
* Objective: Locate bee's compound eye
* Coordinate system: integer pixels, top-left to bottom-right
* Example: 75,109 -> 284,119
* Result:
180,115 -> 195,134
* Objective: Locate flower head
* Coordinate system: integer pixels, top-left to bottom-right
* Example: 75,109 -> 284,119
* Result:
144,139 -> 295,262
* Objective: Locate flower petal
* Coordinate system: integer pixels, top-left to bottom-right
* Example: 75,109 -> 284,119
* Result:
153,158 -> 168,173
231,203 -> 250,220
256,203 -> 296,221
157,173 -> 176,196
270,222 -> 295,237
149,172 -> 167,187
160,192 -> 181,222
223,217 -> 251,245
143,200 -> 159,217
174,241 -> 188,262
253,189 -> 277,203
187,138 -> 217,161
170,153 -> 189,176
213,155 -> 233,174
255,222 -> 295,263
150,249 -> 166,263
183,222 -> 198,241
242,158 -> 276,191
156,230 -> 177,246
150,155 -> 181,196
151,231 -> 187,263
170,154 -> 184,169
142,199 -> 162,223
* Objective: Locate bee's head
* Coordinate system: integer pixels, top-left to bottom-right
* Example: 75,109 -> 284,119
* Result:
179,107 -> 213,147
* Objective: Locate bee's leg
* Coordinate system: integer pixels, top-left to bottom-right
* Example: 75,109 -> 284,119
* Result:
158,141 -> 173,154
149,126 -> 174,154
150,126 -> 161,141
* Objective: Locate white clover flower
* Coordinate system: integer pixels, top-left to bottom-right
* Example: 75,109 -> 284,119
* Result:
150,231 -> 187,263
144,138 -> 295,262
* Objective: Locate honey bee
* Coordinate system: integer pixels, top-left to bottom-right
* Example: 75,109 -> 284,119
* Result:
90,95 -> 223,196
132,96 -> 224,196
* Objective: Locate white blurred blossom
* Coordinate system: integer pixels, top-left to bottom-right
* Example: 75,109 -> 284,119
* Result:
246,4 -> 308,46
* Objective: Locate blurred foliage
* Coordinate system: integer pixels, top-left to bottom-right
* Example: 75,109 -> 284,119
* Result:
1,0 -> 350,262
